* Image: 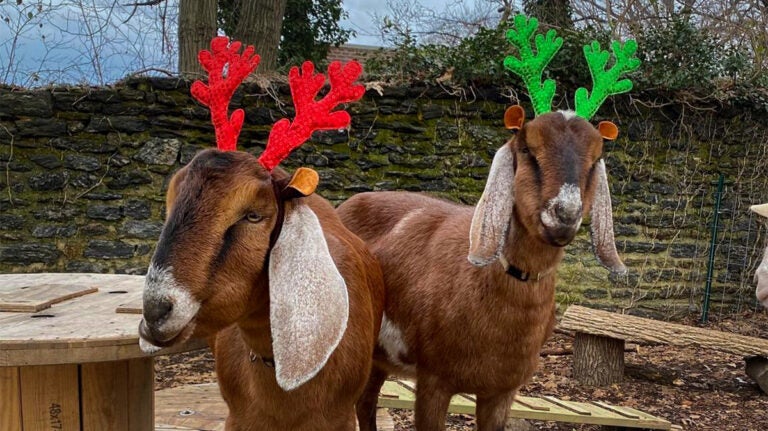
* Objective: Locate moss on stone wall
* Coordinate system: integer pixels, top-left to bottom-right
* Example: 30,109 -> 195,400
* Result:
1,78 -> 767,319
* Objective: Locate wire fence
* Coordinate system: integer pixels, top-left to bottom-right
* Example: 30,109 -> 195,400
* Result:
608,106 -> 768,318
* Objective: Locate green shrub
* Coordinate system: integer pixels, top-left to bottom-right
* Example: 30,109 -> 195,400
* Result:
365,13 -> 763,107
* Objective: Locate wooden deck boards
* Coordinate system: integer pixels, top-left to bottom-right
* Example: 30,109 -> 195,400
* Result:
154,383 -> 395,431
154,380 -> 672,430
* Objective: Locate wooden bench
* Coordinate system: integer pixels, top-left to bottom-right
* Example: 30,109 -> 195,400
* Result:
560,305 -> 768,387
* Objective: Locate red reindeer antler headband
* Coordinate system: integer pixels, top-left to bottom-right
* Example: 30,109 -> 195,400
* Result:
191,36 -> 365,171
190,37 -> 260,152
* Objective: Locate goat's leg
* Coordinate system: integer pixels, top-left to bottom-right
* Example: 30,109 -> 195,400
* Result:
414,373 -> 452,431
356,366 -> 388,431
475,391 -> 516,431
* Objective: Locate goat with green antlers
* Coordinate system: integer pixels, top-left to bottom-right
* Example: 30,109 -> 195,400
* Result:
340,13 -> 639,431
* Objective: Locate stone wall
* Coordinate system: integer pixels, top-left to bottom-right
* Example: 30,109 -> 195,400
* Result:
2,78 -> 767,318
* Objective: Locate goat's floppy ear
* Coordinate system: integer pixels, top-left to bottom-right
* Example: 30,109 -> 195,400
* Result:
268,203 -> 349,391
597,121 -> 619,141
504,105 -> 525,131
750,203 -> 768,218
469,144 -> 515,266
590,159 -> 627,275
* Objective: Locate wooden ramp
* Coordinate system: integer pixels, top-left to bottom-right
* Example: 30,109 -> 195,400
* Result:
380,379 -> 671,429
155,380 -> 671,430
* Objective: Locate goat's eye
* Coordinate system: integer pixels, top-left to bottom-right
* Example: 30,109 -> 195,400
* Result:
520,147 -> 529,154
245,212 -> 263,223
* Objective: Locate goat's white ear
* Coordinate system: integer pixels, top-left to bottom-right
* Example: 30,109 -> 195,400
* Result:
268,203 -> 349,391
590,159 -> 627,275
468,144 -> 515,266
750,203 -> 768,218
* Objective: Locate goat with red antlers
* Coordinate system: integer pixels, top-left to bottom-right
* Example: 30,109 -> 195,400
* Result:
340,15 -> 639,431
138,36 -> 385,431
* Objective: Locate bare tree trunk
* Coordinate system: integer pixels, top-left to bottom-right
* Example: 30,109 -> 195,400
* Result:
178,0 -> 217,77
233,0 -> 288,71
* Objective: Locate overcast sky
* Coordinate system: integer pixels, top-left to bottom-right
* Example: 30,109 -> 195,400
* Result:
0,0 -> 493,86
342,0 -> 401,46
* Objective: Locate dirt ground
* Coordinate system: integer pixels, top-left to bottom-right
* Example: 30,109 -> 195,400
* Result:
155,310 -> 768,431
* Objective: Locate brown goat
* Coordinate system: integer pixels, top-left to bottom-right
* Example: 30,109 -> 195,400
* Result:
139,149 -> 385,430
750,204 -> 768,309
338,107 -> 626,431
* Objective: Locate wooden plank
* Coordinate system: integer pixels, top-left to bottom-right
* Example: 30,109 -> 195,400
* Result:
507,400 -> 671,429
377,380 -> 418,410
154,384 -> 395,431
561,305 -> 768,357
0,284 -> 98,312
155,384 -> 228,431
377,380 -> 670,429
152,381 -> 670,430
512,396 -> 550,412
447,395 -> 477,415
0,337 -> 208,367
156,427 -> 202,431
81,361 -> 129,431
116,298 -> 143,314
0,367 -> 22,431
0,276 -> 145,350
542,396 -> 592,415
375,408 -> 395,431
128,357 -> 155,431
20,364 -> 81,431
591,401 -> 641,419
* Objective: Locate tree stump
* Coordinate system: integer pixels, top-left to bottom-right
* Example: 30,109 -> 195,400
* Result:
572,333 -> 624,386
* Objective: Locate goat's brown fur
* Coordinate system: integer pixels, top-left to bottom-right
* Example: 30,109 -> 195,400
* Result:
148,149 -> 385,431
338,111 -> 612,431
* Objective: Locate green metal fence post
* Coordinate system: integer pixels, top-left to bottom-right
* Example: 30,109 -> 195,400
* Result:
701,173 -> 725,324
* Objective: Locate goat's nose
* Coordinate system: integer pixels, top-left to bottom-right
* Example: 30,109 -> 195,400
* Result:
143,298 -> 173,326
555,200 -> 582,225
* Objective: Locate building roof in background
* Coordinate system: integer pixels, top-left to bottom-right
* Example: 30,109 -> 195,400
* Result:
327,44 -> 390,65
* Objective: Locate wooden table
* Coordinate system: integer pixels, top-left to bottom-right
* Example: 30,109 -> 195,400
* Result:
0,273 -> 205,431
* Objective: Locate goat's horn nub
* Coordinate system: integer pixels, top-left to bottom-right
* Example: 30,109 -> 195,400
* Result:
258,60 -> 365,172
190,36 -> 261,152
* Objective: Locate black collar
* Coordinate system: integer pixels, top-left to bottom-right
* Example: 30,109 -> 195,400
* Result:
498,255 -> 549,282
505,263 -> 533,281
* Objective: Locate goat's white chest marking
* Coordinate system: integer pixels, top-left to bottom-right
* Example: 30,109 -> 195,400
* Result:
378,314 -> 415,372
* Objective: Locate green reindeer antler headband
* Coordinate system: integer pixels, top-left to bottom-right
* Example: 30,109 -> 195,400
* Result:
504,14 -> 641,119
